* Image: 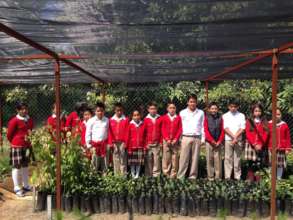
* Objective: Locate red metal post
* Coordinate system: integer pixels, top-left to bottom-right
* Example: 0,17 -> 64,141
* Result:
270,51 -> 279,220
54,59 -> 62,210
205,81 -> 209,107
0,89 -> 3,153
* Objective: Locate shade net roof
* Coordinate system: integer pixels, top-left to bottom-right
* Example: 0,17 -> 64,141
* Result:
0,0 -> 293,84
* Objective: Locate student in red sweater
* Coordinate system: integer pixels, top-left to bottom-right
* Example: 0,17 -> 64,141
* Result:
161,101 -> 182,178
78,107 -> 93,160
47,103 -> 66,141
7,102 -> 34,197
144,101 -> 162,177
268,108 -> 292,179
245,103 -> 269,181
65,102 -> 87,135
108,103 -> 129,175
126,110 -> 146,178
204,102 -> 225,180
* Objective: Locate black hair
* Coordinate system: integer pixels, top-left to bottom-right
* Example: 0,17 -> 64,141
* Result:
228,99 -> 239,106
114,102 -> 123,109
147,101 -> 158,108
16,101 -> 28,110
95,102 -> 105,110
167,100 -> 176,107
208,102 -> 219,109
248,103 -> 269,132
83,106 -> 93,115
187,94 -> 198,102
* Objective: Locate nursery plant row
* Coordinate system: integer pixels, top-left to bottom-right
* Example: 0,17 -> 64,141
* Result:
36,175 -> 293,217
30,129 -> 293,217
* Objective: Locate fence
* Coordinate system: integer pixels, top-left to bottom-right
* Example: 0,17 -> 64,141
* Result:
1,81 -> 293,139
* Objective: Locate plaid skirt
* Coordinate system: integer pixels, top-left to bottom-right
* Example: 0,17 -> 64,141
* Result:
10,147 -> 30,168
269,151 -> 286,168
244,142 -> 259,162
128,149 -> 144,166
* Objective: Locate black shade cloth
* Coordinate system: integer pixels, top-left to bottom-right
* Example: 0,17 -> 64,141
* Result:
0,0 -> 293,84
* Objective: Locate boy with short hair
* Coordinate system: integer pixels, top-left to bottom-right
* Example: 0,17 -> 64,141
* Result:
144,101 -> 162,177
223,99 -> 246,180
108,103 -> 129,175
178,94 -> 205,179
161,101 -> 182,178
204,102 -> 225,180
85,102 -> 109,173
7,102 -> 34,197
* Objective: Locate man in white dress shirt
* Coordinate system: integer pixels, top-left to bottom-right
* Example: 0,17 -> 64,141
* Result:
223,100 -> 246,180
177,94 -> 205,179
86,102 -> 109,173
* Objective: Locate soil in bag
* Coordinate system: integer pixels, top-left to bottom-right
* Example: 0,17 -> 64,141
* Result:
179,191 -> 187,216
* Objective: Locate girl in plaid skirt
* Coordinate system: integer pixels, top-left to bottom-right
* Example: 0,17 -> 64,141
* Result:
268,108 -> 292,179
245,103 -> 269,181
7,102 -> 34,197
126,110 -> 146,178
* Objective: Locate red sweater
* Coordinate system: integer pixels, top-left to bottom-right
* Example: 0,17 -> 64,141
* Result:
7,115 -> 34,148
144,115 -> 162,146
245,119 -> 269,149
65,111 -> 80,132
108,116 -> 129,145
161,114 -> 182,142
204,114 -> 225,144
47,115 -> 65,135
268,121 -> 291,151
126,121 -> 146,154
78,120 -> 87,146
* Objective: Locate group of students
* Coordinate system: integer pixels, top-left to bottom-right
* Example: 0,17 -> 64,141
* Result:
6,95 -> 292,197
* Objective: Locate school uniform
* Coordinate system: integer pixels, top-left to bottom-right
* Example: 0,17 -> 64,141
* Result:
245,119 -> 269,162
47,114 -> 66,141
85,116 -> 109,172
7,114 -> 34,193
161,113 -> 182,178
144,114 -> 162,177
65,111 -> 80,134
78,120 -> 91,160
126,120 -> 146,166
177,108 -> 205,179
268,121 -> 291,170
223,111 -> 246,180
108,115 -> 129,175
204,112 -> 225,180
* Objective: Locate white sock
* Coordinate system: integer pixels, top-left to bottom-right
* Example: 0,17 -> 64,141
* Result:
135,166 -> 141,178
22,167 -> 30,188
277,167 -> 283,180
12,168 -> 21,192
131,166 -> 136,178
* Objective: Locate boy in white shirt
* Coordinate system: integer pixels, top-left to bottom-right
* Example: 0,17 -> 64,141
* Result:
223,100 -> 246,180
86,102 -> 109,173
177,94 -> 205,179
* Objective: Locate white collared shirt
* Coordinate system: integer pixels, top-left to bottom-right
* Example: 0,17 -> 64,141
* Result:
16,114 -> 30,122
223,111 -> 246,141
111,114 -> 126,121
179,108 -> 205,140
130,120 -> 143,127
168,113 -> 177,121
146,114 -> 160,123
85,116 -> 109,148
